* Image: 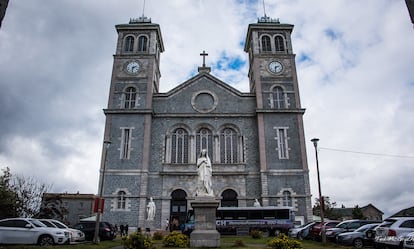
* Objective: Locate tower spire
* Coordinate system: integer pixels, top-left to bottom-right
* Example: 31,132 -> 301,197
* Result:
141,0 -> 146,18
258,0 -> 280,23
130,0 -> 151,23
262,0 -> 267,18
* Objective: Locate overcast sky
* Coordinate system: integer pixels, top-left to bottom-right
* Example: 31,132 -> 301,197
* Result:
1,0 -> 413,218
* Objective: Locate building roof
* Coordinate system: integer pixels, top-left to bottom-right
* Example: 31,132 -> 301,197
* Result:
332,203 -> 383,218
390,206 -> 414,217
43,193 -> 96,200
407,0 -> 414,24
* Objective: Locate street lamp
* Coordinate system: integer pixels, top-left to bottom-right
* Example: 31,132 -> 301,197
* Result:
311,138 -> 326,244
93,140 -> 111,244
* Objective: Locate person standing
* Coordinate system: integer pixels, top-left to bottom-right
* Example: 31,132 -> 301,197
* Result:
119,224 -> 124,236
165,218 -> 169,231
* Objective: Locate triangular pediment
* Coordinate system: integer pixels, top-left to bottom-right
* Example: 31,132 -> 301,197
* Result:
153,72 -> 255,115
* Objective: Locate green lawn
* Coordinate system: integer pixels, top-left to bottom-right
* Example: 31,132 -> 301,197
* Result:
0,236 -> 354,249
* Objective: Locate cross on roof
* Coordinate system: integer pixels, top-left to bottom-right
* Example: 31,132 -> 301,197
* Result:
200,50 -> 208,67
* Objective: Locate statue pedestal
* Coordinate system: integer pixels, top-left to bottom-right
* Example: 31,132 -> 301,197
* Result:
190,197 -> 220,248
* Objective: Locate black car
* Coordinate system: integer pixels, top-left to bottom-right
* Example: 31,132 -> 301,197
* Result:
73,221 -> 115,241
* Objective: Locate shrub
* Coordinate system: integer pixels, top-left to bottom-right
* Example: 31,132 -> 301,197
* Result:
152,230 -> 164,240
250,229 -> 263,239
233,239 -> 246,247
267,233 -> 302,249
122,231 -> 154,249
163,231 -> 190,248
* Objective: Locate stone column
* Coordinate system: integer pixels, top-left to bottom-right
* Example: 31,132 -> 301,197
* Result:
190,197 -> 220,248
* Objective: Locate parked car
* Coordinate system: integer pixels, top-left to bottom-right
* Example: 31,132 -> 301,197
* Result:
0,218 -> 69,246
309,220 -> 340,240
288,222 -> 318,240
336,223 -> 380,248
325,219 -> 381,241
403,231 -> 414,249
39,219 -> 85,244
73,221 -> 116,241
375,217 -> 414,249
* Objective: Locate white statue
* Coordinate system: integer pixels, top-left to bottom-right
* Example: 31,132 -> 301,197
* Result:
146,197 -> 156,221
196,149 -> 214,196
254,199 -> 261,207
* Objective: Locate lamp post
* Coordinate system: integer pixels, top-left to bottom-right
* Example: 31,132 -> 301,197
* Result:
93,140 -> 111,244
311,138 -> 326,244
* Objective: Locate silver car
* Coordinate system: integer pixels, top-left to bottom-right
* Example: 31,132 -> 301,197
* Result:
39,219 -> 85,244
337,223 -> 380,248
288,222 -> 316,240
0,218 -> 69,246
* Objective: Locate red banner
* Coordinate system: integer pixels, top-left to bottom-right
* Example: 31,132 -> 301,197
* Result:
93,197 -> 105,213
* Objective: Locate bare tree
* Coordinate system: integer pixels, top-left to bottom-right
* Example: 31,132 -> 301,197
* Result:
12,174 -> 51,217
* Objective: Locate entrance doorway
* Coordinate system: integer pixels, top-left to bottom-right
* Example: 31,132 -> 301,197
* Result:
170,189 -> 187,231
221,189 -> 238,207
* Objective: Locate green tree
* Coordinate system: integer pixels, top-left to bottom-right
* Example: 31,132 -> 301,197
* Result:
313,196 -> 342,220
0,167 -> 19,218
352,205 -> 366,219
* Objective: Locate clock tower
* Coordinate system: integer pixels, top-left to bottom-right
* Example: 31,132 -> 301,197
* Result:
244,16 -> 313,220
101,16 -> 164,227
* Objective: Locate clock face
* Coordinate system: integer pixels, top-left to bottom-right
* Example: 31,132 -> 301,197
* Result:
268,61 -> 283,74
126,61 -> 140,74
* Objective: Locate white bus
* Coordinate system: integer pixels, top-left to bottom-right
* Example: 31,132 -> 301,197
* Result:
184,206 -> 295,236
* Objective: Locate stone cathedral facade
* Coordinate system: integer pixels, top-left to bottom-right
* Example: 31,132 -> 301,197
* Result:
98,15 -> 313,230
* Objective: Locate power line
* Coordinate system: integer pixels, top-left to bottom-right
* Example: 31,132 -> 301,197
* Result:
319,147 -> 414,159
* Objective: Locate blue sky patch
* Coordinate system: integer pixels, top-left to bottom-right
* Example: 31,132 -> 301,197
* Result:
324,28 -> 342,40
215,52 -> 246,71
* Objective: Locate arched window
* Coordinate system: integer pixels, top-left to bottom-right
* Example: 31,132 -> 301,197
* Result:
220,128 -> 239,164
275,35 -> 285,52
170,189 -> 187,230
196,128 -> 213,159
261,35 -> 272,52
221,189 -> 238,207
272,86 -> 285,109
138,35 -> 148,52
171,128 -> 189,164
282,190 -> 292,206
124,36 -> 134,52
124,87 -> 137,109
117,191 -> 126,209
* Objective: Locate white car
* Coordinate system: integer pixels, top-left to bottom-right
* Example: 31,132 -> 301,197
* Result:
0,218 -> 69,246
39,219 -> 85,244
288,222 -> 316,240
375,217 -> 414,249
404,231 -> 414,249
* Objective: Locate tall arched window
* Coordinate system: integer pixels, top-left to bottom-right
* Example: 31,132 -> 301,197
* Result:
124,36 -> 134,52
117,191 -> 126,209
221,189 -> 238,207
196,128 -> 213,159
275,35 -> 285,52
138,35 -> 148,52
220,128 -> 239,164
272,86 -> 285,109
124,87 -> 137,109
171,128 -> 189,164
261,35 -> 272,52
282,190 -> 292,206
